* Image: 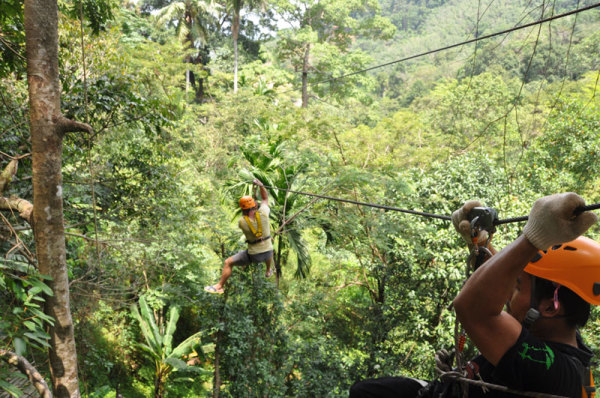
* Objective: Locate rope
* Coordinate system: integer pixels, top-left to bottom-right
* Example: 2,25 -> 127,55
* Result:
439,371 -> 568,398
258,183 -> 600,225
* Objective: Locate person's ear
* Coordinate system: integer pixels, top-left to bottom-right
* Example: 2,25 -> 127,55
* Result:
538,297 -> 561,318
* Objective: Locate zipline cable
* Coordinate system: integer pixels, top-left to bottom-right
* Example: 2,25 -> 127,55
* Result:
301,2 -> 600,90
222,2 -> 600,114
258,183 -> 600,225
496,203 -> 600,225
261,184 -> 452,221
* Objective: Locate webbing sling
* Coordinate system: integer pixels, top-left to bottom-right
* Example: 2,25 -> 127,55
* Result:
244,211 -> 263,238
566,351 -> 596,398
582,365 -> 595,398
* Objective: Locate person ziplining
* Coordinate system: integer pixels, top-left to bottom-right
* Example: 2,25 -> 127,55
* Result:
204,179 -> 274,294
350,192 -> 599,398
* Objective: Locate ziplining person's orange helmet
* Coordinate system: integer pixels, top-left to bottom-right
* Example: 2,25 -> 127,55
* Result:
525,236 -> 600,305
239,196 -> 256,210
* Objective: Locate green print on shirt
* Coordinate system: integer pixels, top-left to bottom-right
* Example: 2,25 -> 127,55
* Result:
517,343 -> 555,370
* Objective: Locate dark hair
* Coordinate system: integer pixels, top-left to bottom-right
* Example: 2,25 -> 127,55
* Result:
534,277 -> 590,328
241,202 -> 258,216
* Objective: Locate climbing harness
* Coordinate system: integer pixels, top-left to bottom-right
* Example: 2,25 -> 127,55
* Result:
244,210 -> 271,244
244,211 -> 263,238
583,364 -> 596,398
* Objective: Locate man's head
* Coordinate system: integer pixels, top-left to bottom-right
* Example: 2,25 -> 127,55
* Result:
532,276 -> 590,328
239,196 -> 256,214
517,236 -> 600,328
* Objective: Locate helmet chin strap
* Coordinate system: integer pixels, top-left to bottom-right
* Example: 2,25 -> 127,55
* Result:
522,275 -> 540,329
522,276 -> 565,328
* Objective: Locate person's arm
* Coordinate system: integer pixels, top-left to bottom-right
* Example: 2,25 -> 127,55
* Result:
254,178 -> 268,206
453,235 -> 537,364
452,193 -> 597,365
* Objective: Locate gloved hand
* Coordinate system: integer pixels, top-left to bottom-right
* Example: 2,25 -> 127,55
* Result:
452,200 -> 489,250
435,348 -> 454,375
523,192 -> 598,250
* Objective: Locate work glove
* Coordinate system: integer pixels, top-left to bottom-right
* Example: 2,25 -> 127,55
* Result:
452,200 -> 489,250
434,348 -> 454,375
523,192 -> 598,250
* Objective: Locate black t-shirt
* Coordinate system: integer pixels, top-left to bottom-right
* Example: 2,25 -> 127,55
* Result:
462,328 -> 593,398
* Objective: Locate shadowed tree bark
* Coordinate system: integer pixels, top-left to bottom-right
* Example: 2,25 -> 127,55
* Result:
24,0 -> 92,396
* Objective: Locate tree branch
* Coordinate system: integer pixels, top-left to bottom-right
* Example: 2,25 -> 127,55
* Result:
0,349 -> 52,398
55,115 -> 93,136
0,197 -> 33,223
0,159 -> 18,194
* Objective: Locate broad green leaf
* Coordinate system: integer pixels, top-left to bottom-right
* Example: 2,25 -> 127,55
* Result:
163,305 -> 180,356
13,337 -> 26,356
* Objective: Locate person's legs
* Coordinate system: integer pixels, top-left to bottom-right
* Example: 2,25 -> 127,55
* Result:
213,256 -> 234,292
247,250 -> 275,278
205,251 -> 250,294
264,256 -> 274,277
349,376 -> 428,398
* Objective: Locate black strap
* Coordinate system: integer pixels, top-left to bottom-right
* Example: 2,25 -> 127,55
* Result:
582,365 -> 595,398
246,235 -> 271,244
564,352 -> 595,398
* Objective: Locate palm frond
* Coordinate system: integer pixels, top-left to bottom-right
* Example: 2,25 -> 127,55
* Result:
190,23 -> 209,47
285,228 -> 311,279
163,306 -> 181,357
155,2 -> 186,27
138,296 -> 164,350
131,302 -> 162,356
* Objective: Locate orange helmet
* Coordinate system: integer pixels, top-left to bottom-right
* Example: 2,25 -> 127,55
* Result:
525,236 -> 600,305
239,196 -> 256,210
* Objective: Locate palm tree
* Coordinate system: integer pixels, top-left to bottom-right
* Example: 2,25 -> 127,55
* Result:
155,0 -> 218,101
131,296 -> 212,398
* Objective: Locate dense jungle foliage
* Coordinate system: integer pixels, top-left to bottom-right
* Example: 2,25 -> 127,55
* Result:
1,0 -> 600,396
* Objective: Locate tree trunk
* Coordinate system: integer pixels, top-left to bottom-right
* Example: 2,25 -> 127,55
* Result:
301,43 -> 310,108
24,1 -> 91,396
233,8 -> 240,94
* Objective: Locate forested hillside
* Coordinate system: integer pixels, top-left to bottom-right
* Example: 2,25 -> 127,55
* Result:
1,0 -> 600,396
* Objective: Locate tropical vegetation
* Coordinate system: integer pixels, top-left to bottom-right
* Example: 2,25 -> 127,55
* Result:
1,0 -> 599,396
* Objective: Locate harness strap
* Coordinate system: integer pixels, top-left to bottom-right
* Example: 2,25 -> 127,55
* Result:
564,351 -> 596,398
582,365 -> 596,398
246,235 -> 271,244
523,275 -> 541,328
244,211 -> 262,238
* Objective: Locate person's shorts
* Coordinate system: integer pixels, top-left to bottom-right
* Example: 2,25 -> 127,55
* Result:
230,250 -> 273,266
